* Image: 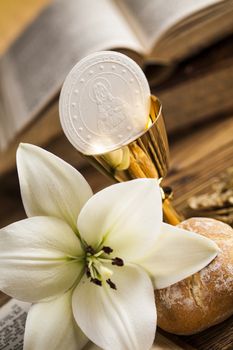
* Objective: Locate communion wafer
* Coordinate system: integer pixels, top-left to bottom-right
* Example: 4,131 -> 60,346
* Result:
59,51 -> 151,155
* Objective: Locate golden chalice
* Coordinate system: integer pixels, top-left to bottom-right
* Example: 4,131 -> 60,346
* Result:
82,95 -> 181,225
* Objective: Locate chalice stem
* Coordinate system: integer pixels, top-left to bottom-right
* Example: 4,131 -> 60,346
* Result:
162,198 -> 182,225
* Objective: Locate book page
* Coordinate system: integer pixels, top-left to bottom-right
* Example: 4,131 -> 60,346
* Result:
117,0 -> 222,52
154,3 -> 233,62
0,0 -> 143,150
0,299 -> 30,349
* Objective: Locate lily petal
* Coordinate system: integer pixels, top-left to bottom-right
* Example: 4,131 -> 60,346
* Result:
139,223 -> 219,289
17,143 -> 93,230
0,216 -> 83,302
24,290 -> 88,350
72,264 -> 156,350
78,179 -> 162,261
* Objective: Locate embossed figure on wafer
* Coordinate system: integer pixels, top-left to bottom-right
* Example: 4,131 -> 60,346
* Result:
59,51 -> 150,154
90,78 -> 129,135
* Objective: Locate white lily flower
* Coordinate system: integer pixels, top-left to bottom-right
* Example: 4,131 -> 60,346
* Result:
0,144 -> 219,350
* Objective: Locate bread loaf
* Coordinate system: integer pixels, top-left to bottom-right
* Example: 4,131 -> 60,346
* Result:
155,217 -> 233,335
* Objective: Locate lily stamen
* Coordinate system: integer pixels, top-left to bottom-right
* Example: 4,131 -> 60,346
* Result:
112,257 -> 124,266
106,279 -> 117,290
90,278 -> 102,286
102,246 -> 113,254
85,245 -> 95,255
94,250 -> 104,258
84,247 -> 122,289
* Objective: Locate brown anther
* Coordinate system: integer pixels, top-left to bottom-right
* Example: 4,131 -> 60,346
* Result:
102,246 -> 113,254
85,267 -> 91,278
106,279 -> 117,290
90,278 -> 102,286
86,245 -> 95,255
112,257 -> 124,266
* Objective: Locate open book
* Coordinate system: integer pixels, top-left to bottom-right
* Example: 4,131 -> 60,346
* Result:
0,0 -> 232,150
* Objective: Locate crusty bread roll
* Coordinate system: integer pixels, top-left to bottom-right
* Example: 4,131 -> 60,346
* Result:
155,217 -> 233,335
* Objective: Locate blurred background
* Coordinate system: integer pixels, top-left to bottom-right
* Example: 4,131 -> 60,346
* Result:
0,0 -> 232,231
